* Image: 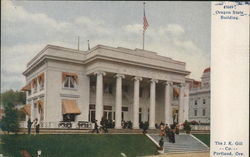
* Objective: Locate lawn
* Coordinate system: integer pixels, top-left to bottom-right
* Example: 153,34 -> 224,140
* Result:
0,134 -> 158,157
192,134 -> 210,147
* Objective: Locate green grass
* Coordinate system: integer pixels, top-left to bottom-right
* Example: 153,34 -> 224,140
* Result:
192,134 -> 210,147
0,134 -> 158,157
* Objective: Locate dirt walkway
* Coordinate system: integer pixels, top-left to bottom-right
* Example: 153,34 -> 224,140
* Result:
146,152 -> 210,157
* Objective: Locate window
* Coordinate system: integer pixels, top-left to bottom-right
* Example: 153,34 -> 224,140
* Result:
64,76 -> 75,88
108,84 -> 112,94
194,100 -> 198,105
104,83 -> 113,94
28,90 -> 31,96
32,79 -> 37,93
38,73 -> 44,91
62,72 -> 78,89
63,114 -> 76,122
90,81 -> 96,93
194,109 -> 197,116
203,99 -> 206,104
122,85 -> 129,93
139,87 -> 143,97
173,88 -> 179,100
202,109 -> 206,116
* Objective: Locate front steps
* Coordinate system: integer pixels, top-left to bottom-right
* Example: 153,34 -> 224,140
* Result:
148,134 -> 209,153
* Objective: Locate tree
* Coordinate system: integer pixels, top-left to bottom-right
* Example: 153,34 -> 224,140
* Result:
1,90 -> 26,107
0,90 -> 25,134
0,102 -> 20,134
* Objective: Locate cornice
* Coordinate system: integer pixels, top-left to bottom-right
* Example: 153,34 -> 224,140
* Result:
84,55 -> 190,76
23,44 -> 191,77
87,44 -> 186,65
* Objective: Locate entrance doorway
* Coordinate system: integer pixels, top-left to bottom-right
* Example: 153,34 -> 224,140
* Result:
89,110 -> 96,122
173,109 -> 179,124
103,111 -> 113,121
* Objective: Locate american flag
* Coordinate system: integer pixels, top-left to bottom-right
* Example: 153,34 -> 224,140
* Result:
143,15 -> 149,32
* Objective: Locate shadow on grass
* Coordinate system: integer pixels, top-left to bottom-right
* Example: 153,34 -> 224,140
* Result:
1,134 -> 159,157
192,134 -> 210,147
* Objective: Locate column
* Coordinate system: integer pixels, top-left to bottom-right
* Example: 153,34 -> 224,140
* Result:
149,79 -> 158,129
115,74 -> 125,129
178,83 -> 185,124
37,99 -> 40,123
31,99 -> 34,121
165,81 -> 173,125
183,83 -> 189,122
133,76 -> 142,129
94,71 -> 106,125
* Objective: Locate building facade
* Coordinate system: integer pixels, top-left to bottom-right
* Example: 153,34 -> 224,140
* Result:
21,44 -> 191,129
188,68 -> 210,124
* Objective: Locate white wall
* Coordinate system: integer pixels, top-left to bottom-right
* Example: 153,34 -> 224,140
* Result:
46,60 -> 89,122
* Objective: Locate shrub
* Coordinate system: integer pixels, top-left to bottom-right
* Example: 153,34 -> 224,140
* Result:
0,103 -> 20,134
183,120 -> 191,134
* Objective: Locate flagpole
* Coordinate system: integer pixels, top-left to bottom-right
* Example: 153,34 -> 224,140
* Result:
143,2 -> 145,50
77,36 -> 80,51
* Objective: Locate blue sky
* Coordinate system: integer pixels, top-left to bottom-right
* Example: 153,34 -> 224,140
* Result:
1,1 -> 211,92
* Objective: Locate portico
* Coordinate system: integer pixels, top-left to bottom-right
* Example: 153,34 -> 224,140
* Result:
90,70 -> 187,129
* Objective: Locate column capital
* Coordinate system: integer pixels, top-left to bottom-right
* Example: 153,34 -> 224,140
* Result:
115,73 -> 125,79
133,76 -> 142,81
164,81 -> 173,86
150,79 -> 158,83
94,71 -> 106,76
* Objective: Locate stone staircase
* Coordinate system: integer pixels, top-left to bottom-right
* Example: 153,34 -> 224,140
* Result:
148,134 -> 209,153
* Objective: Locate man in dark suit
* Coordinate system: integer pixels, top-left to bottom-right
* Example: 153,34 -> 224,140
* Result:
92,120 -> 99,133
27,118 -> 32,135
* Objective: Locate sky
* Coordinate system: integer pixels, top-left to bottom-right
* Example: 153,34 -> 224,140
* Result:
1,1 -> 211,92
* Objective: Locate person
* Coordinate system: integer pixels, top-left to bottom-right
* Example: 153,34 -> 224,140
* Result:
92,120 -> 99,133
164,124 -> 170,141
175,124 -> 180,135
27,118 -> 32,135
142,121 -> 148,134
33,118 -> 40,135
159,123 -> 165,136
169,125 -> 175,143
159,137 -> 164,150
100,117 -> 105,133
155,123 -> 158,129
101,116 -> 108,133
121,120 -> 125,129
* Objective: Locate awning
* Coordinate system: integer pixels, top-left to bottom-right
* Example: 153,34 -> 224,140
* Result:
38,73 -> 44,83
173,87 -> 180,97
21,104 -> 31,116
37,100 -> 44,113
32,78 -> 37,87
62,99 -> 81,114
62,72 -> 78,83
21,83 -> 31,91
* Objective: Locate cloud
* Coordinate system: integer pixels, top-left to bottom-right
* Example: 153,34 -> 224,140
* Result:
158,24 -> 185,36
2,0 -> 68,31
1,1 -> 210,92
123,24 -> 142,34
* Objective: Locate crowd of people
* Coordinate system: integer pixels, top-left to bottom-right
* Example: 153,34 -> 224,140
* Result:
92,116 -> 113,133
157,122 -> 180,150
157,122 -> 181,150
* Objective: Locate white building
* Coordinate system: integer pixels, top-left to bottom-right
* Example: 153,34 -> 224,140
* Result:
21,44 -> 191,129
188,68 -> 210,124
